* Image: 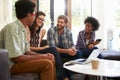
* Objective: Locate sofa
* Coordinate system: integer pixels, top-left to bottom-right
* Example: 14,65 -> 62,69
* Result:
0,49 -> 10,80
101,50 -> 120,60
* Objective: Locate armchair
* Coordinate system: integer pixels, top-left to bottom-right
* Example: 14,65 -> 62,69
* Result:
0,49 -> 39,80
0,49 -> 10,80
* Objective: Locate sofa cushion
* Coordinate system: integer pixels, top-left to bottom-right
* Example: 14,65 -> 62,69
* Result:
101,50 -> 120,60
11,73 -> 39,80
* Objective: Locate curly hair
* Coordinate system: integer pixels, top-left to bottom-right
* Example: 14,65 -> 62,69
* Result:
84,16 -> 100,31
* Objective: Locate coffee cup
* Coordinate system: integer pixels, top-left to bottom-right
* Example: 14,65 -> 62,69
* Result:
91,59 -> 99,69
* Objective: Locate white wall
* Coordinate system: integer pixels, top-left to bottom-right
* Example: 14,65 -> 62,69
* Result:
92,0 -> 105,49
0,0 -> 12,30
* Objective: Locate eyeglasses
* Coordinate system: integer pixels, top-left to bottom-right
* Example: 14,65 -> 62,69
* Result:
37,17 -> 45,22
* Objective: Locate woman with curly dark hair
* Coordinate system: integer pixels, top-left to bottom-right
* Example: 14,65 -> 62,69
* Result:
76,16 -> 102,80
76,16 -> 102,58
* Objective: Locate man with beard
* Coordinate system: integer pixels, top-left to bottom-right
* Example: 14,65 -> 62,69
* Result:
47,15 -> 82,80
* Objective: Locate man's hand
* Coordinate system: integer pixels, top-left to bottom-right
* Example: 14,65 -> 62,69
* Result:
70,47 -> 77,53
11,53 -> 55,63
67,48 -> 77,56
41,53 -> 55,61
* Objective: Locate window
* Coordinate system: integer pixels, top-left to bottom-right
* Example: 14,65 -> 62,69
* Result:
103,0 -> 120,50
0,0 -> 13,30
71,0 -> 120,50
54,0 -> 65,25
39,0 -> 65,39
38,0 -> 120,50
71,0 -> 92,44
12,0 -> 17,21
1,0 -> 120,50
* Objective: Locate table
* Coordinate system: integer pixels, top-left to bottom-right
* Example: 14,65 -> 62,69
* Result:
63,59 -> 120,80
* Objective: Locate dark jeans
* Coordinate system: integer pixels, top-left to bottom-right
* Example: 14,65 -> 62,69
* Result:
36,46 -> 64,80
61,50 -> 82,80
79,47 -> 102,59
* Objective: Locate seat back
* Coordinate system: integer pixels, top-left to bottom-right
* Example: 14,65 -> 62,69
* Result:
0,49 -> 10,80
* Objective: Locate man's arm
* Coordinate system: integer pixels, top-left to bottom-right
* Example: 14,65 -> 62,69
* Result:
67,29 -> 74,47
56,47 -> 76,56
56,47 -> 68,53
11,52 -> 55,63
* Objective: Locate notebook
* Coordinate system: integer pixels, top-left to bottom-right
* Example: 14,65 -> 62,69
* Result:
68,49 -> 101,64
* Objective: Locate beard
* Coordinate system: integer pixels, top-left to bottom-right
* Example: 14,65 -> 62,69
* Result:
57,24 -> 64,31
57,27 -> 64,31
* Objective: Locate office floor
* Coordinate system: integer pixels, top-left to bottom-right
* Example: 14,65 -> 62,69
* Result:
71,74 -> 94,80
71,74 -> 85,80
71,74 -> 110,80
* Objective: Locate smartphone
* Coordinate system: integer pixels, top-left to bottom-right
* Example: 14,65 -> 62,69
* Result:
95,39 -> 102,42
65,63 -> 74,66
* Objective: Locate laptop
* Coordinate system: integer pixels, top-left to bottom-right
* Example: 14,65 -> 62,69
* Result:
68,49 -> 101,64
